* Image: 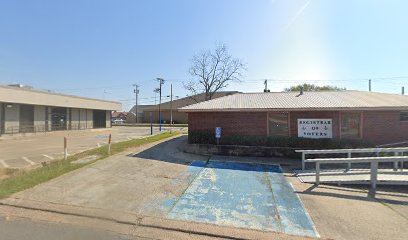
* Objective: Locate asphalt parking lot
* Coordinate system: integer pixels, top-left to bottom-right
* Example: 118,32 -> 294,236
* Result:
0,126 -> 185,170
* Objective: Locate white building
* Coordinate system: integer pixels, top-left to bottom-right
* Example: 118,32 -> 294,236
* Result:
0,85 -> 121,135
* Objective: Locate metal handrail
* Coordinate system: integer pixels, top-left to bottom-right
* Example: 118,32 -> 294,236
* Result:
305,156 -> 408,196
296,147 -> 408,170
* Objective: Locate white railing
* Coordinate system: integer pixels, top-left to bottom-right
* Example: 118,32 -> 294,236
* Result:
305,156 -> 408,195
296,147 -> 408,170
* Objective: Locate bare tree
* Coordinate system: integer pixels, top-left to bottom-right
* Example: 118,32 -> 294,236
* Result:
184,44 -> 246,101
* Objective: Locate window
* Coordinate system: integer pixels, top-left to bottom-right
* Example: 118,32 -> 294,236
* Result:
340,112 -> 361,139
269,112 -> 288,136
400,112 -> 408,122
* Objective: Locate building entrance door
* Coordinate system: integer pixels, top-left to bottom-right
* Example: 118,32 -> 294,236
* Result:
20,104 -> 34,133
93,110 -> 106,128
51,107 -> 67,131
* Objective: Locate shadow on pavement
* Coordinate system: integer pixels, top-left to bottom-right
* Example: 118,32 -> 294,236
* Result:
134,135 -> 408,206
297,183 -> 408,205
132,136 -> 207,165
133,136 -> 299,172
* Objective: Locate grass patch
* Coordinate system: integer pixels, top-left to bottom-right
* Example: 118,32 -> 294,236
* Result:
0,168 -> 19,181
0,131 -> 181,199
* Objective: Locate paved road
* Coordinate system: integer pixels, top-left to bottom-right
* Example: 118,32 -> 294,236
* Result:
0,216 -> 137,240
0,126 -> 186,170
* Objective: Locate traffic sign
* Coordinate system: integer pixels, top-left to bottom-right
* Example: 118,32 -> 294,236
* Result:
215,127 -> 221,139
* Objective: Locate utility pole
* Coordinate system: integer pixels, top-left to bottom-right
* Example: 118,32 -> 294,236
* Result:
133,84 -> 139,123
156,78 -> 165,132
369,79 -> 372,92
150,112 -> 153,135
170,84 -> 173,127
263,79 -> 270,92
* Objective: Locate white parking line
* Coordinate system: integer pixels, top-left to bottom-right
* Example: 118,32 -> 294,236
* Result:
0,159 -> 10,168
42,154 -> 55,160
22,157 -> 36,165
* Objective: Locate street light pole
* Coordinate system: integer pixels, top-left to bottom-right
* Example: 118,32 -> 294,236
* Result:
133,84 -> 139,123
156,78 -> 165,132
170,84 -> 173,127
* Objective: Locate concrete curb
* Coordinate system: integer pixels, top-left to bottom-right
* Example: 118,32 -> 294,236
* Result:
0,197 -> 313,240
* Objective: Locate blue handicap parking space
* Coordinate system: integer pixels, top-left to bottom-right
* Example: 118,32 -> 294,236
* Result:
166,161 -> 317,238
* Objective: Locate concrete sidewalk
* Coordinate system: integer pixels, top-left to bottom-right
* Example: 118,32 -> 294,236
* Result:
5,136 -> 201,216
295,168 -> 408,185
166,160 -> 317,237
287,172 -> 408,240
2,136 -> 407,239
0,136 -> 308,240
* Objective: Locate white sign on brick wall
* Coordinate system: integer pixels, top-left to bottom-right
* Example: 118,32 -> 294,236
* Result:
298,119 -> 333,138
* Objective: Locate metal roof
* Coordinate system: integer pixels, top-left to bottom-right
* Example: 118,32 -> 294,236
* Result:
179,91 -> 408,112
141,91 -> 239,111
0,85 -> 122,111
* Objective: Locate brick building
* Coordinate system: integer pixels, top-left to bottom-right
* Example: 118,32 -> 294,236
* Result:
111,111 -> 128,123
127,91 -> 239,124
180,91 -> 408,145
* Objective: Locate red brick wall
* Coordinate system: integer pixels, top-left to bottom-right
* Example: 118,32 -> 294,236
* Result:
363,111 -> 408,145
288,111 -> 340,138
188,112 -> 267,137
188,110 -> 408,145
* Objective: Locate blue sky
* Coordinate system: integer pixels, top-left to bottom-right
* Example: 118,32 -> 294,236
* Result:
1,0 -> 407,111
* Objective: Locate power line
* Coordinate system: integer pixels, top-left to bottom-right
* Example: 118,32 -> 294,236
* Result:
50,84 -> 133,92
241,77 -> 408,83
48,75 -> 408,92
118,96 -> 171,102
49,75 -> 408,105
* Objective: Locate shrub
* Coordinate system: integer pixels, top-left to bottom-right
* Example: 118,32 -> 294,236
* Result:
266,136 -> 373,149
188,130 -> 215,144
189,132 -> 374,149
222,135 -> 267,146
